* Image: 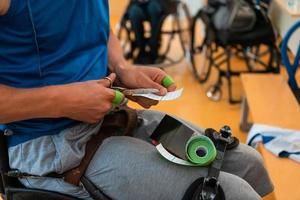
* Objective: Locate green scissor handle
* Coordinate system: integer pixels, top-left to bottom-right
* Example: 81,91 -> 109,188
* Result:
112,90 -> 125,107
161,75 -> 175,88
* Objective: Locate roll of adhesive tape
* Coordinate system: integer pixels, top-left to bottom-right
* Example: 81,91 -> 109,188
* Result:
112,90 -> 124,107
162,75 -> 175,88
186,135 -> 217,166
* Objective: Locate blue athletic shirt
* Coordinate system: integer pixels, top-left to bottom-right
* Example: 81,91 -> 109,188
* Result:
0,0 -> 110,147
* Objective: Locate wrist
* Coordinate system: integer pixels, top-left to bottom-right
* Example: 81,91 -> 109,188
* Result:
47,85 -> 69,118
112,61 -> 135,76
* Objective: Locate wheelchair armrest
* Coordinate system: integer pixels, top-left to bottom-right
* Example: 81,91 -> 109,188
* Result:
5,186 -> 81,200
0,133 -> 9,173
0,132 -> 9,194
0,175 -> 4,195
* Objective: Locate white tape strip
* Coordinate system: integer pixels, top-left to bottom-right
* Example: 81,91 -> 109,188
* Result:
133,88 -> 184,101
156,144 -> 198,166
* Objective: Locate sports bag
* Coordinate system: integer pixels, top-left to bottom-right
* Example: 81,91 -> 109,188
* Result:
212,0 -> 256,32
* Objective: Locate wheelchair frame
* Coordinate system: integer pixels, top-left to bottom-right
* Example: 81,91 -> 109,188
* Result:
189,5 -> 281,104
281,20 -> 300,104
116,0 -> 192,68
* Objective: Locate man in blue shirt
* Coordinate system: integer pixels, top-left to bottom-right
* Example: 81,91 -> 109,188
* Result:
0,0 -> 273,199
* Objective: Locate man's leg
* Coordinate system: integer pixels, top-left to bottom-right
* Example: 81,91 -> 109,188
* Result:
127,3 -> 147,60
84,110 -> 272,200
85,136 -> 261,200
146,1 -> 164,61
134,110 -> 273,197
15,110 -> 272,199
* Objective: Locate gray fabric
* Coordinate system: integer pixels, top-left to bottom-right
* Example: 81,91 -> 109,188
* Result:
8,110 -> 273,200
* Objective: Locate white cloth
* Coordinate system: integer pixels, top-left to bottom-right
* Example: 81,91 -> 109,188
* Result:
247,124 -> 300,163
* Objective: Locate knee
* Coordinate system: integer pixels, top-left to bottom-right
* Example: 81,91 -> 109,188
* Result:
230,144 -> 267,179
219,172 -> 261,200
147,1 -> 163,17
238,144 -> 265,168
127,4 -> 144,21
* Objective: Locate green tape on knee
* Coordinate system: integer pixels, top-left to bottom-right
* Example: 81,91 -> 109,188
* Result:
186,135 -> 217,166
112,90 -> 124,106
161,75 -> 175,88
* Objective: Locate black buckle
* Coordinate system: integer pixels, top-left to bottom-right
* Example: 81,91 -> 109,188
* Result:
201,177 -> 220,200
6,170 -> 41,179
217,126 -> 232,144
3,129 -> 13,136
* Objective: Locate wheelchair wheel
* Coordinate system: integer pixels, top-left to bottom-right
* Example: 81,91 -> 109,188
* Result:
190,11 -> 212,84
206,85 -> 222,102
116,20 -> 134,60
175,1 -> 192,57
153,1 -> 192,68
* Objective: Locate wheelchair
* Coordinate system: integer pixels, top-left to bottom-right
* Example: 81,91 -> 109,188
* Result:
116,0 -> 192,68
0,130 -> 113,200
189,0 -> 280,104
281,21 -> 300,104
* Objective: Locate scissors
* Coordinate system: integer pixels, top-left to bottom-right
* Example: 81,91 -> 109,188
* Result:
112,86 -> 159,96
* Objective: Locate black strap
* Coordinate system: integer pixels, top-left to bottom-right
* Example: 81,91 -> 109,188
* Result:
198,132 -> 229,199
6,170 -> 64,179
183,126 -> 235,200
81,176 -> 111,200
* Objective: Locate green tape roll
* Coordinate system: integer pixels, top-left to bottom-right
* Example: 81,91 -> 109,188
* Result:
161,75 -> 175,88
112,90 -> 124,106
185,135 -> 217,166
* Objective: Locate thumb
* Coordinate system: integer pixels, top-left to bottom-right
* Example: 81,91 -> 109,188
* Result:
98,73 -> 116,88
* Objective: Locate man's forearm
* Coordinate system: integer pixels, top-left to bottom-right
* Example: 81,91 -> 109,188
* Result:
108,29 -> 133,74
0,84 -> 62,123
0,0 -> 10,16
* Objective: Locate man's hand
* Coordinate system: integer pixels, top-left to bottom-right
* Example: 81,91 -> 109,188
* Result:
108,29 -> 176,109
58,73 -> 117,124
115,66 -> 177,108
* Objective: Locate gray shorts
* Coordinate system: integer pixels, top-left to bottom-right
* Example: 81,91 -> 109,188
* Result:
8,110 -> 273,200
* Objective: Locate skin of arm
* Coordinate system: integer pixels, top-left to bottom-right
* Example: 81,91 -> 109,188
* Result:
0,29 -> 176,124
0,84 -> 63,123
0,0 -> 10,16
0,75 -> 117,124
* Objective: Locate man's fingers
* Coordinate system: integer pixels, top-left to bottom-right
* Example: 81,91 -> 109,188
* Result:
98,73 -> 116,88
166,83 -> 177,92
142,77 -> 167,96
103,88 -> 117,101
